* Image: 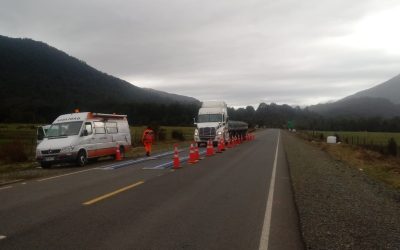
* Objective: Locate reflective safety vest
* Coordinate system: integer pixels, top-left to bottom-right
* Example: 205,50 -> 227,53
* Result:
142,129 -> 154,142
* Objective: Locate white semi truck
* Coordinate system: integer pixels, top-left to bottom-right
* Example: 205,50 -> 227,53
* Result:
194,101 -> 248,146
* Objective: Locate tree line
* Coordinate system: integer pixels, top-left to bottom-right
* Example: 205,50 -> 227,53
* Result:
2,99 -> 400,133
228,102 -> 400,132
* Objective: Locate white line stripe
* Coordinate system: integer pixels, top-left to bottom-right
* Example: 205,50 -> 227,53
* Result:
37,168 -> 96,182
0,235 -> 6,240
259,130 -> 280,250
0,186 -> 12,191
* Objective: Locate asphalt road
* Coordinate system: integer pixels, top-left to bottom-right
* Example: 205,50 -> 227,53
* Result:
0,129 -> 303,250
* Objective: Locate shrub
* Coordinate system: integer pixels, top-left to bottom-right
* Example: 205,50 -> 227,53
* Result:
0,140 -> 29,163
171,129 -> 185,141
158,128 -> 167,141
387,138 -> 397,156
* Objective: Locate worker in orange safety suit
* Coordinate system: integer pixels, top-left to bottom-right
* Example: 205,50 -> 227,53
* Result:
142,126 -> 154,157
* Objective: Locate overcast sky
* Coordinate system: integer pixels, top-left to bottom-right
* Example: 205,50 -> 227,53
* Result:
1,0 -> 400,107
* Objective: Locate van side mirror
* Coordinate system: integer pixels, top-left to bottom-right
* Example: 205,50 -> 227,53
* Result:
37,134 -> 44,140
193,117 -> 197,125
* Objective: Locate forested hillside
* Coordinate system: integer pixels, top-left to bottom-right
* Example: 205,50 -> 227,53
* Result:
0,35 -> 199,123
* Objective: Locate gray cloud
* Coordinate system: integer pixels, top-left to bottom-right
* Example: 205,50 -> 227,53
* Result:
1,0 -> 400,107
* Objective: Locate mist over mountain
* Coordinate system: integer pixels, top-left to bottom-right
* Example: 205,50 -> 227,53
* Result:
0,35 -> 199,122
344,74 -> 400,104
309,74 -> 400,118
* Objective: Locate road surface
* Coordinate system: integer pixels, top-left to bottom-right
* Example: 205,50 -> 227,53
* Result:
0,129 -> 303,249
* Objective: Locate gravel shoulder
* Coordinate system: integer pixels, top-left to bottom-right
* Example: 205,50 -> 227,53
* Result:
282,131 -> 400,250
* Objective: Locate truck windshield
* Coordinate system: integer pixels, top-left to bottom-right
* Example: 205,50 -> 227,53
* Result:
198,114 -> 223,123
46,121 -> 83,137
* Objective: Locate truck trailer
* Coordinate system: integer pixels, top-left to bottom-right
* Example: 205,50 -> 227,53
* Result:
194,101 -> 248,146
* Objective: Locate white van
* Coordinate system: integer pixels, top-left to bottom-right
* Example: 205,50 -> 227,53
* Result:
36,112 -> 131,168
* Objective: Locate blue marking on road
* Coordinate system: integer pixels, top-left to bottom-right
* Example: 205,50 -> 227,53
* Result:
143,150 -> 207,170
102,150 -> 180,170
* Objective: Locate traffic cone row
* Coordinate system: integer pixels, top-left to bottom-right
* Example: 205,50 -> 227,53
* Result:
172,133 -> 256,169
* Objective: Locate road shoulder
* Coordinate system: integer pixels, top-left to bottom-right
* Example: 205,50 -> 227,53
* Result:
282,131 -> 400,249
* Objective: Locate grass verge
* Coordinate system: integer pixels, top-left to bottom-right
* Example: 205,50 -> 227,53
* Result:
296,132 -> 400,189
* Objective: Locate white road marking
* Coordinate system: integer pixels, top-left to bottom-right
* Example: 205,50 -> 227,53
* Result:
37,168 -> 96,182
0,186 -> 12,191
259,130 -> 280,250
0,235 -> 6,240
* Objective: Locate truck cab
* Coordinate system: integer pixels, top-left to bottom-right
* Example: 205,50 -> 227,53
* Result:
194,101 -> 230,146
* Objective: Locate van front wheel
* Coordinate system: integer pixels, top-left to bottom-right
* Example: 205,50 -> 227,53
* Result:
76,150 -> 87,167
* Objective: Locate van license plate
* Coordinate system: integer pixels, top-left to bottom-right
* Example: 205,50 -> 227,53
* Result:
44,157 -> 55,161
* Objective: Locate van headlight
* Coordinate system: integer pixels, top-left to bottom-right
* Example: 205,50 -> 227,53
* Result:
194,130 -> 199,136
217,131 -> 223,135
60,146 -> 74,153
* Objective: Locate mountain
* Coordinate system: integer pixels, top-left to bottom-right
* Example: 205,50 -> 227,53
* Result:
344,74 -> 400,104
0,35 -> 199,122
142,88 -> 196,104
309,74 -> 400,118
309,97 -> 400,118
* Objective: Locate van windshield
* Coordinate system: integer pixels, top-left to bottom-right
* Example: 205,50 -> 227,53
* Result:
198,114 -> 223,123
46,121 -> 83,137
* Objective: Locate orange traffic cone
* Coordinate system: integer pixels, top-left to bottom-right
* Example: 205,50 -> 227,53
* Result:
217,139 -> 223,153
227,138 -> 232,148
115,144 -> 122,161
206,139 -> 215,156
221,139 -> 226,151
194,143 -> 200,160
188,143 -> 197,164
173,144 -> 181,169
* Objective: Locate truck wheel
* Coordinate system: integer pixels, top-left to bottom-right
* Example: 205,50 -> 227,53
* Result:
76,150 -> 87,167
41,162 -> 52,169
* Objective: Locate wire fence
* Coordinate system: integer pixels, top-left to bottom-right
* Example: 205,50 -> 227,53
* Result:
302,131 -> 399,157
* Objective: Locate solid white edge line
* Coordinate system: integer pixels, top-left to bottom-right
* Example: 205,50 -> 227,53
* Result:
259,130 -> 280,250
0,235 -> 6,240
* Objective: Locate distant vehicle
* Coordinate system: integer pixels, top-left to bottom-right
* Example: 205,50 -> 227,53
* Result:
194,101 -> 248,146
37,124 -> 51,144
36,112 -> 131,168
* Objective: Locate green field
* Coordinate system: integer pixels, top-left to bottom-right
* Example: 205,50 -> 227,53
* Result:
304,131 -> 400,146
